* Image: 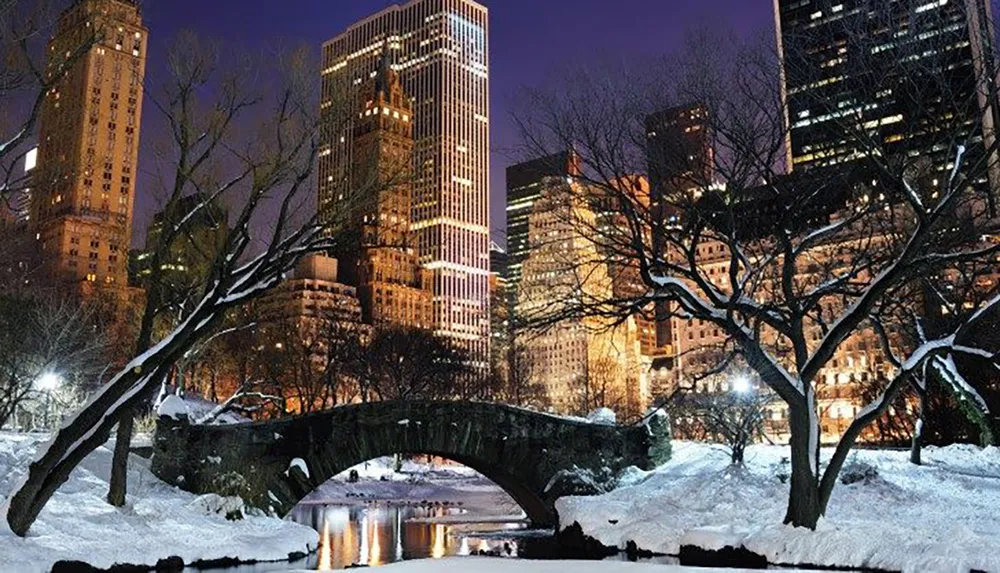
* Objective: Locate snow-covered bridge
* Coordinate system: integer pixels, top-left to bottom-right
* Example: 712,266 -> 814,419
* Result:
150,400 -> 670,526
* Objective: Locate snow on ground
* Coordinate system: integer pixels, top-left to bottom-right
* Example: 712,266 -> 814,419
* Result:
321,557 -> 802,572
557,441 -> 1000,573
0,432 -> 317,572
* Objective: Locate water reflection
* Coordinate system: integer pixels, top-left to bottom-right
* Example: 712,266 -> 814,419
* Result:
288,503 -> 529,570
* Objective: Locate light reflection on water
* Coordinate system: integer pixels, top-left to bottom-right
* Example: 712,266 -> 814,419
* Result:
287,503 -> 529,570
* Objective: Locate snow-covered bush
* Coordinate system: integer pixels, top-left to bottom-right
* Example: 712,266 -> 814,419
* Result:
643,408 -> 673,466
838,458 -> 879,486
544,465 -> 617,498
210,471 -> 253,500
189,493 -> 246,521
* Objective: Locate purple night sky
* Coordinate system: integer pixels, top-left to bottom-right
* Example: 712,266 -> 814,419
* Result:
132,0 -> 774,246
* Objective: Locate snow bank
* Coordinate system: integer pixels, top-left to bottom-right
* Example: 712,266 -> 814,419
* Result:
556,442 -> 1000,573
0,432 -> 317,572
352,557 -> 795,572
156,395 -> 189,420
587,408 -> 617,425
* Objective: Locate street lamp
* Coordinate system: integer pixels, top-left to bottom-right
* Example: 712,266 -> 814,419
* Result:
731,374 -> 753,394
37,372 -> 61,392
35,372 -> 62,430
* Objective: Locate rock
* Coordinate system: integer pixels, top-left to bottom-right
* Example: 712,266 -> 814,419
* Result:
554,522 -> 619,559
154,555 -> 185,571
52,562 -> 102,573
679,544 -> 767,569
156,395 -> 189,421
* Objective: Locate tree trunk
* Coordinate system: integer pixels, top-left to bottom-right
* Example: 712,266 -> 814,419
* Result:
910,386 -> 927,465
106,279 -> 158,510
783,406 -> 822,529
106,411 -> 134,507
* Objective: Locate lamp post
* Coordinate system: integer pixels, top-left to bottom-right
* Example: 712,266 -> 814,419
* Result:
731,374 -> 753,395
36,372 -> 62,431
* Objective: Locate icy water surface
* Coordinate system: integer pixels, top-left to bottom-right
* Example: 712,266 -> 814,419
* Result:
198,501 -> 546,571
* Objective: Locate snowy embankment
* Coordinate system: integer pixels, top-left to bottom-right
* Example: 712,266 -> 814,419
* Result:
326,557 -> 800,572
557,441 -> 1000,573
0,432 -> 318,572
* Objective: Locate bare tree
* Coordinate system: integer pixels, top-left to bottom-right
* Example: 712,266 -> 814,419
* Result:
487,340 -> 549,411
671,380 -> 773,465
0,294 -> 110,429
4,30 -> 391,535
355,326 -> 472,402
513,19 -> 1000,530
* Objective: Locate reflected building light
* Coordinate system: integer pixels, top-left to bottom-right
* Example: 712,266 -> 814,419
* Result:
360,515 -> 370,565
395,509 -> 404,561
318,519 -> 332,571
431,524 -> 447,559
458,536 -> 470,556
342,518 -> 357,567
369,517 -> 383,566
325,506 -> 352,532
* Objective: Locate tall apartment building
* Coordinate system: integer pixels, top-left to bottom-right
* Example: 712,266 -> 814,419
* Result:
337,54 -> 433,329
517,178 -> 646,421
258,254 -> 363,331
488,241 -> 509,355
774,0 -> 1000,201
321,0 -> 491,365
504,151 -> 581,303
130,193 -> 229,308
645,104 -> 713,354
32,0 -> 146,290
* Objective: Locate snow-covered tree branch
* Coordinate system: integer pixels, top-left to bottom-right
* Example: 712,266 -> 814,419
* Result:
512,24 -> 1000,529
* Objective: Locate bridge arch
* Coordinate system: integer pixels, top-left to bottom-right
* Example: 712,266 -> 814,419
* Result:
151,401 -> 665,527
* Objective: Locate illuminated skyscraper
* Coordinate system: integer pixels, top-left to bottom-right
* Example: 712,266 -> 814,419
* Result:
321,0 -> 490,365
340,54 -> 434,329
774,0 -> 1000,201
32,0 -> 147,290
504,151 -> 580,303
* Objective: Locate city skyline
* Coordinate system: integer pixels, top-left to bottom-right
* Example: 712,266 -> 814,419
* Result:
126,0 -> 774,248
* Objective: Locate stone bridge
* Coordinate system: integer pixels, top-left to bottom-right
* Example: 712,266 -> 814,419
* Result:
151,400 -> 671,526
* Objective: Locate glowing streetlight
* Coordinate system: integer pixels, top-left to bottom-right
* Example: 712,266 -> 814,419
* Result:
37,372 -> 62,392
731,375 -> 753,394
35,372 -> 62,430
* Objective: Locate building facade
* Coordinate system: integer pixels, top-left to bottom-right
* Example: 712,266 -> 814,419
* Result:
775,0 -> 1000,202
516,178 -> 646,421
336,54 -> 434,330
504,151 -> 581,302
488,241 -> 509,360
320,0 -> 491,366
258,254 -> 363,337
32,0 -> 146,290
130,193 -> 229,308
645,104 -> 713,356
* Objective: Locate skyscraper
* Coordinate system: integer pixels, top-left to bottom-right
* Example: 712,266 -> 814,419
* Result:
321,0 -> 490,365
131,193 -> 229,309
32,0 -> 147,290
504,151 -> 580,303
341,53 -> 433,329
774,0 -> 1000,198
645,104 -> 712,353
517,178 -> 645,420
